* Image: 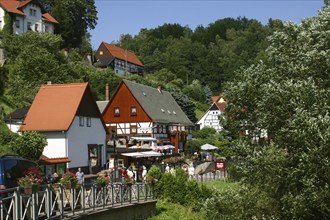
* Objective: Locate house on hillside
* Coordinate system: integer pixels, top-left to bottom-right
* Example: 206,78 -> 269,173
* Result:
102,79 -> 194,156
94,42 -> 144,76
20,82 -> 107,175
197,96 -> 226,132
4,106 -> 29,134
0,0 -> 58,34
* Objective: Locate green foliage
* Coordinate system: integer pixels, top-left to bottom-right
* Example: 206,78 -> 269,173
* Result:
192,127 -> 217,139
50,0 -> 97,49
223,6 -> 330,219
2,12 -> 13,35
202,185 -> 280,220
149,199 -> 207,220
10,131 -> 47,162
170,90 -> 197,123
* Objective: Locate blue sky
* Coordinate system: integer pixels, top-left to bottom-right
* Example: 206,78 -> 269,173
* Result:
90,0 -> 325,49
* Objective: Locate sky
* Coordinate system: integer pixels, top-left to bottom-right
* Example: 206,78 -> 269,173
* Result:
90,0 -> 325,49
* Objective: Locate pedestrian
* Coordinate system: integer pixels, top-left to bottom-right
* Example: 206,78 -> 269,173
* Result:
142,166 -> 147,182
165,164 -> 170,173
76,168 -> 84,184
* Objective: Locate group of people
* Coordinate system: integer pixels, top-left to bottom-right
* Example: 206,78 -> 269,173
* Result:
119,165 -> 148,183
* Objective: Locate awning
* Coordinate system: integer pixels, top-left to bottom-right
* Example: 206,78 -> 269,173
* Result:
121,151 -> 162,158
131,137 -> 157,141
39,155 -> 71,164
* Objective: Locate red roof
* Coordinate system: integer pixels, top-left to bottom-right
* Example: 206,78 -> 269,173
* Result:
102,42 -> 144,67
21,83 -> 89,132
0,0 -> 58,23
212,96 -> 226,112
42,12 -> 59,24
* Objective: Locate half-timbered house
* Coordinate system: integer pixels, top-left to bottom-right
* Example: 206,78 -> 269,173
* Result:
197,96 -> 226,132
102,79 -> 194,155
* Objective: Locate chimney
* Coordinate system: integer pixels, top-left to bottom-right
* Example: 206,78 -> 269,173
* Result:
105,83 -> 109,100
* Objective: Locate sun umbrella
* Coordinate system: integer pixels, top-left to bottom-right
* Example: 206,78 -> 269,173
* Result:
200,143 -> 218,150
163,145 -> 175,150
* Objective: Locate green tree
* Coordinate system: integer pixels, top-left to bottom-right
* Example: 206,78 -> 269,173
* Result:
223,6 -> 330,219
10,131 -> 47,162
48,0 -> 97,49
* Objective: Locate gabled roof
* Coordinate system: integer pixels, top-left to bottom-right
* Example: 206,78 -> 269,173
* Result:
121,79 -> 194,126
101,42 -> 144,67
96,100 -> 109,114
0,0 -> 58,23
4,107 -> 29,123
20,83 -> 103,132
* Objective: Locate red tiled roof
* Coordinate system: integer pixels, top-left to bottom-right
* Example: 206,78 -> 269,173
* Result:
211,96 -> 220,103
42,12 -> 59,24
0,0 -> 25,15
20,83 -> 89,132
102,42 -> 144,67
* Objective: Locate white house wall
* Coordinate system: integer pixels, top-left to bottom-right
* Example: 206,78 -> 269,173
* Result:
42,132 -> 67,158
67,116 -> 106,169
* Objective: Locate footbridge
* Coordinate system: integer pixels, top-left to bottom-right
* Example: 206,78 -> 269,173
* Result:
0,182 -> 156,220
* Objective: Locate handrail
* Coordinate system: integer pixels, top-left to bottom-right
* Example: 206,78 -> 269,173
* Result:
0,182 -> 154,220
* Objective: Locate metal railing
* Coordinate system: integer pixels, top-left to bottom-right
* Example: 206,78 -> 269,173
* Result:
0,182 -> 154,220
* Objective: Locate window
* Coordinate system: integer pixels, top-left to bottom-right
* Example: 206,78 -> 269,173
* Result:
87,117 -> 91,127
114,107 -> 120,116
131,106 -> 137,115
29,9 -> 36,16
45,25 -> 49,32
27,22 -> 32,30
79,116 -> 84,126
130,125 -> 137,134
34,24 -> 38,32
15,20 -> 20,28
99,51 -> 103,55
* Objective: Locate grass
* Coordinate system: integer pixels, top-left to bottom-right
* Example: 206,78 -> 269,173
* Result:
148,199 -> 207,220
200,179 -> 239,191
148,180 -> 239,220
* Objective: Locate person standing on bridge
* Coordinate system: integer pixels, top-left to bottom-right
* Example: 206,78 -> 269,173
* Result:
76,168 -> 84,185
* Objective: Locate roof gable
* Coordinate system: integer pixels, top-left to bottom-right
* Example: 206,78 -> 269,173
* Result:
122,79 -> 194,126
21,83 -> 102,132
101,42 -> 144,67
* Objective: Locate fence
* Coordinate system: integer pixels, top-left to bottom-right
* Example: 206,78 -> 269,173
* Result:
0,182 -> 154,220
192,170 -> 227,182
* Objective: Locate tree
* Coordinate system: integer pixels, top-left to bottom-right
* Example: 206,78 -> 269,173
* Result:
222,6 -> 330,219
48,0 -> 97,49
170,90 -> 197,123
10,131 -> 47,162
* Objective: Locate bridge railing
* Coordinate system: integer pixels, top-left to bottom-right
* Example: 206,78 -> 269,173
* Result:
0,182 -> 154,220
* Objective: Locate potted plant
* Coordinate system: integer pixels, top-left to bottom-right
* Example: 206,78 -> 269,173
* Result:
17,167 -> 43,195
96,172 -> 110,188
59,172 -> 78,189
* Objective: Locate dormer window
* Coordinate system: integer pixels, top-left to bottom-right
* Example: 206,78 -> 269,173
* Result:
114,107 -> 120,116
131,106 -> 137,116
161,109 -> 165,113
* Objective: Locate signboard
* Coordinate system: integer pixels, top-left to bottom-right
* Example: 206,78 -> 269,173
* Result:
216,161 -> 225,170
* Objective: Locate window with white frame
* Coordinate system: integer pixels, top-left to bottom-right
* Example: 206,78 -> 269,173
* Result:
27,22 -> 32,30
29,9 -> 37,17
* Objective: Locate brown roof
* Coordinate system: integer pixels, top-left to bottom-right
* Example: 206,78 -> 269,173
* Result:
211,96 -> 220,103
0,0 -> 58,23
39,155 -> 71,164
101,42 -> 144,67
21,83 -> 89,132
212,96 -> 226,112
